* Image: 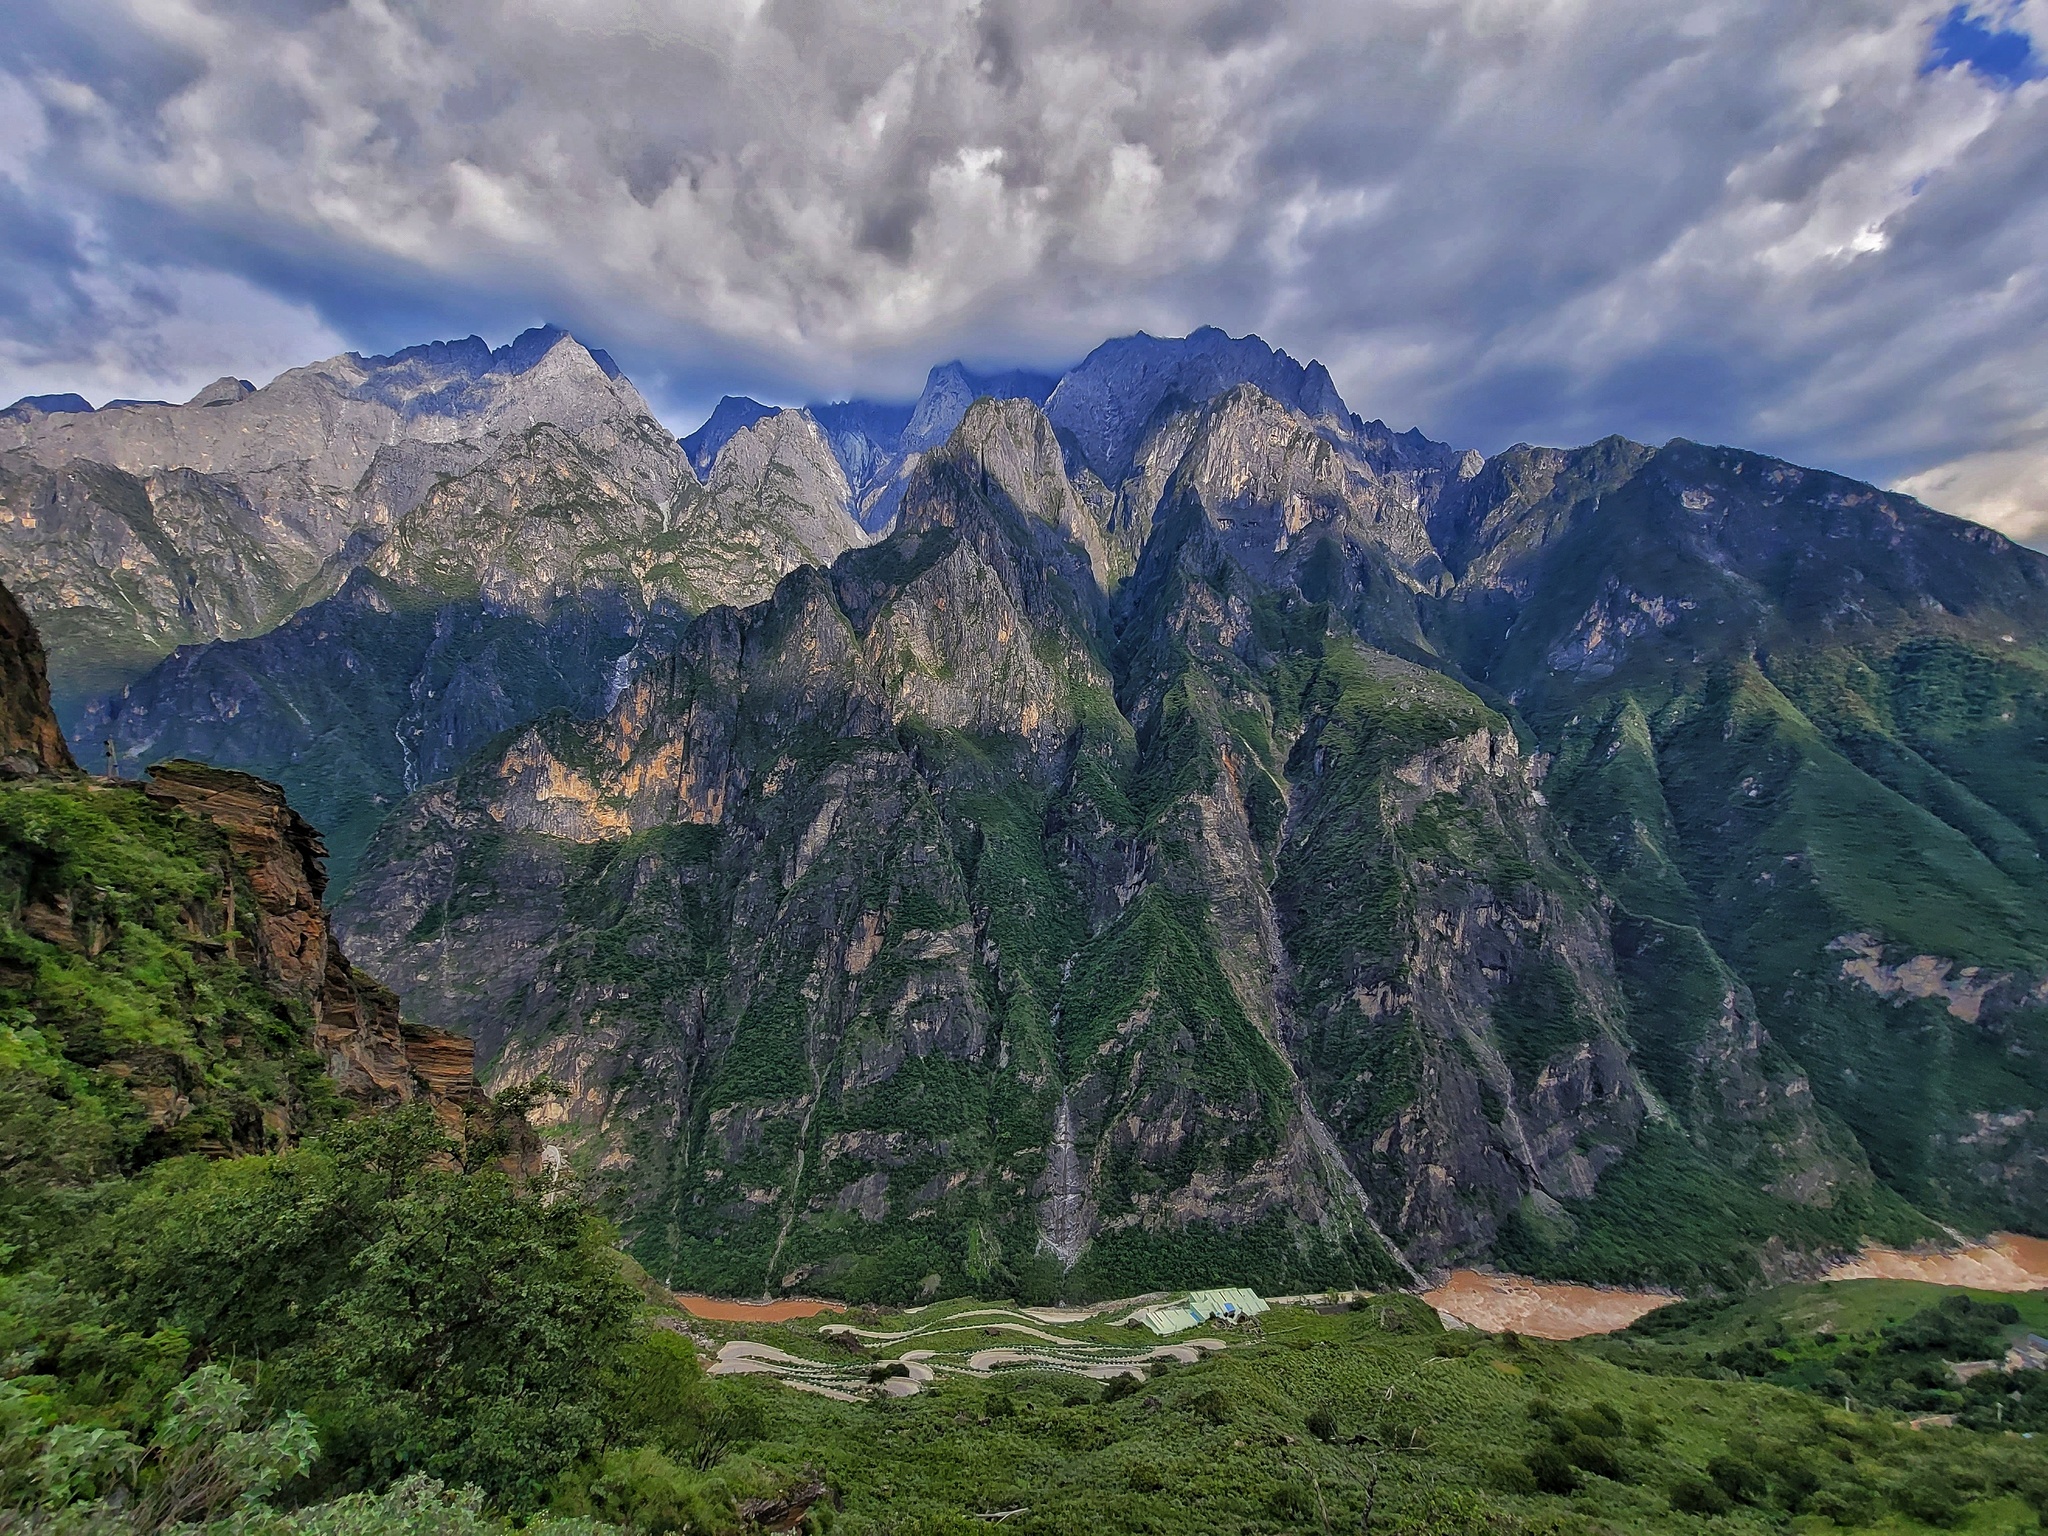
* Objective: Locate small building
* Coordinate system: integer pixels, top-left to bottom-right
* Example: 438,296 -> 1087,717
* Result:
2006,1334 -> 2048,1373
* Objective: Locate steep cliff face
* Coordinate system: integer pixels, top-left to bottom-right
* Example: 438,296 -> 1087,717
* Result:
68,329 -> 1395,915
1429,436 -> 2048,1257
73,400 -> 866,891
0,456 -> 329,715
30,324 -> 2048,1296
681,409 -> 870,603
339,397 -> 1404,1300
138,760 -> 478,1129
1046,326 -> 1350,485
366,423 -> 691,618
79,572 -> 663,891
0,582 -> 76,776
1103,412 -> 1754,1277
0,582 -> 482,1196
682,364 -> 1063,538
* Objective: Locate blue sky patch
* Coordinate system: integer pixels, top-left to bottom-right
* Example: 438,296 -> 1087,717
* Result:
1925,4 -> 2046,87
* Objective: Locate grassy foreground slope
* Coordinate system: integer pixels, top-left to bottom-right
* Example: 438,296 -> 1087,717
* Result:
14,1160 -> 2048,1536
638,1290 -> 2048,1536
1596,1278 -> 2048,1431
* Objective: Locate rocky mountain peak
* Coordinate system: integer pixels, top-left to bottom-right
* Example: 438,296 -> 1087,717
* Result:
19,320 -> 2048,1304
905,396 -> 1115,594
1,322 -> 660,485
186,376 -> 256,408
707,409 -> 855,523
900,360 -> 1062,453
681,395 -> 776,479
1045,325 -> 1352,484
350,323 -> 622,410
1144,384 -> 1448,600
915,397 -> 1073,526
0,392 -> 94,420
690,407 -> 869,584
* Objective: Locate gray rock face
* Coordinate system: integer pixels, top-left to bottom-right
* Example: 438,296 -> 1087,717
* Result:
795,364 -> 1061,536
2,393 -> 95,418
1163,385 -> 1450,594
366,422 -> 687,620
807,398 -> 916,507
80,569 -> 659,892
342,386 -> 1998,1302
185,377 -> 256,408
81,388 -> 873,894
1,326 -> 678,708
681,396 -> 776,479
682,336 -> 1348,547
2,325 -> 659,506
337,398 -> 1412,1299
899,362 -> 1060,453
682,409 -> 869,604
0,455 -> 326,715
1046,326 -> 1351,484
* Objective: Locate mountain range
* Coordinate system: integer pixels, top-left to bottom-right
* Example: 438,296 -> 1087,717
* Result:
5,323 -> 2045,1304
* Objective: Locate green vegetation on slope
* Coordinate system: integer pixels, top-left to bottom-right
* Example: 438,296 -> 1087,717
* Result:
0,775 -> 344,1220
1598,1278 -> 2048,1434
657,1293 -> 2048,1535
1493,1124 -> 1931,1293
17,1172 -> 2048,1536
1549,658 -> 2048,1236
1,1104 -> 801,1532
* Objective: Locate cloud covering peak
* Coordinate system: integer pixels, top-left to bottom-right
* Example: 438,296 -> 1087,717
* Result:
4,0 -> 2046,540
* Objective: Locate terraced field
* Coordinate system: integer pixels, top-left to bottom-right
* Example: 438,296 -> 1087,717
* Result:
700,1299 -> 1235,1399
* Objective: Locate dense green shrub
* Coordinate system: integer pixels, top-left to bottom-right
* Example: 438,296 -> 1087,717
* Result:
1559,1432 -> 1624,1481
1707,1451 -> 1768,1504
1668,1473 -> 1731,1514
1490,1458 -> 1539,1495
1267,1481 -> 1317,1523
1895,1468 -> 1968,1527
1882,1295 -> 2019,1359
1523,1445 -> 1578,1495
3,1105 -> 651,1516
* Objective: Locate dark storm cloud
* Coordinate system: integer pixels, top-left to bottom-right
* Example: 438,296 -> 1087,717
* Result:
1,0 -> 2045,538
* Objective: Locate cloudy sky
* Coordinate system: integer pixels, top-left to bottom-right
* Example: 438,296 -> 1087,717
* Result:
3,0 -> 2045,540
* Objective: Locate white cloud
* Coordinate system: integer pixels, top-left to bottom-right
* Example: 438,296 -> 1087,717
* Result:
0,256 -> 348,408
1896,441 -> 2048,548
0,0 -> 2044,543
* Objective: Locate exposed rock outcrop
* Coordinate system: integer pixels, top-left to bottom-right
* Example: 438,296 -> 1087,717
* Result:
142,759 -> 479,1127
0,579 -> 76,776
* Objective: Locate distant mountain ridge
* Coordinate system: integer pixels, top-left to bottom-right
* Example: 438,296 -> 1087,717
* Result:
10,321 -> 2048,1302
0,324 -> 672,713
678,360 -> 1062,534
